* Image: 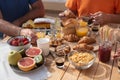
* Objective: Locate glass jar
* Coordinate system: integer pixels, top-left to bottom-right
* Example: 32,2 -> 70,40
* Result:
98,41 -> 112,62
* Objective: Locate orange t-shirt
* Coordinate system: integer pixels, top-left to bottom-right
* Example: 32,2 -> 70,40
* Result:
65,0 -> 120,17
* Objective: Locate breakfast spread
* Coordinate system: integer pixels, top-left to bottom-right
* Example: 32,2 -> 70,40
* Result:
6,16 -> 99,73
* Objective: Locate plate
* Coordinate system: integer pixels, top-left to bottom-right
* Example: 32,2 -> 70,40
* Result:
9,56 -> 45,73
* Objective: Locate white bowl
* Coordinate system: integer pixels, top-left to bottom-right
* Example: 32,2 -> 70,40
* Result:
7,36 -> 31,51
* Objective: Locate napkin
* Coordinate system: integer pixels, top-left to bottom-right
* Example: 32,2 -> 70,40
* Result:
0,42 -> 51,80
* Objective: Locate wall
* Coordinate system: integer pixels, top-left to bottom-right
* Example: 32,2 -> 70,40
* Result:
42,0 -> 66,11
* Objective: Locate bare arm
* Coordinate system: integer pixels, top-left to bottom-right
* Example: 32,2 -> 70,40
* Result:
109,14 -> 120,23
0,19 -> 21,36
12,0 -> 45,26
91,11 -> 120,25
0,19 -> 38,43
0,10 -> 3,19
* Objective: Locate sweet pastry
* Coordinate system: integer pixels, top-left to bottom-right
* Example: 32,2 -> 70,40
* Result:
22,18 -> 55,29
78,36 -> 96,44
34,18 -> 55,29
73,43 -> 94,50
63,34 -> 80,42
50,38 -> 63,47
55,44 -> 71,56
22,20 -> 35,29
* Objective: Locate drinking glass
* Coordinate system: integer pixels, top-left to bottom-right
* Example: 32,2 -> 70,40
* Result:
76,25 -> 89,37
55,54 -> 65,69
90,24 -> 100,38
35,29 -> 46,38
98,41 -> 112,63
37,38 -> 50,56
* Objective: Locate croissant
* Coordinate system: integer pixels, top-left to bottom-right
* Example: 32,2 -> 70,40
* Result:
63,34 -> 80,42
73,43 -> 94,50
78,36 -> 96,44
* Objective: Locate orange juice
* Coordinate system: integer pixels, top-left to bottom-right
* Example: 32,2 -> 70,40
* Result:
36,32 -> 45,38
76,27 -> 88,37
56,32 -> 63,38
79,20 -> 88,27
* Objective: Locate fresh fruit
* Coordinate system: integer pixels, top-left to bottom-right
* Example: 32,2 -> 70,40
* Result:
10,37 -> 29,46
8,51 -> 22,66
25,47 -> 42,57
34,54 -> 44,66
17,57 -> 35,72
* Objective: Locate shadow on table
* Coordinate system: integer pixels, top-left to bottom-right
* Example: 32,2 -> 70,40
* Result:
93,62 -> 111,80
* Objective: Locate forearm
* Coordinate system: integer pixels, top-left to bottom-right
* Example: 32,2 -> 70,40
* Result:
0,19 -> 21,36
13,0 -> 45,26
109,14 -> 120,23
13,8 -> 45,26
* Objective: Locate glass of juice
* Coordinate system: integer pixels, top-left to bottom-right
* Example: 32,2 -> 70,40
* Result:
76,20 -> 89,37
35,29 -> 46,38
98,41 -> 112,63
76,26 -> 89,37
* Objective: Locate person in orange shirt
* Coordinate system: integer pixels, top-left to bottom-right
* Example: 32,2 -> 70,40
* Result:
60,0 -> 120,25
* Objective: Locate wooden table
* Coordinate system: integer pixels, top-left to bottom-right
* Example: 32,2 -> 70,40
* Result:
2,36 -> 120,80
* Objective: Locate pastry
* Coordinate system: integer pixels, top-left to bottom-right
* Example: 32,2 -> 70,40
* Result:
55,44 -> 71,56
50,38 -> 63,47
63,34 -> 80,42
22,18 -> 55,29
34,18 -> 55,29
78,36 -> 96,44
59,9 -> 76,20
62,18 -> 78,35
73,43 -> 94,50
22,20 -> 35,29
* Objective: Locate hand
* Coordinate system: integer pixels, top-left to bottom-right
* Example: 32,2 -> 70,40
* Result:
20,29 -> 38,44
91,11 -> 111,25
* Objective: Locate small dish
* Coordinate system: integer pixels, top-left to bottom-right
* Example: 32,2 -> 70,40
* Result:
7,36 -> 31,51
68,50 -> 96,69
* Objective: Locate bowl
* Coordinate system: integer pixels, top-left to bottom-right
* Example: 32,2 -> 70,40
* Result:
68,50 -> 96,69
7,36 -> 31,51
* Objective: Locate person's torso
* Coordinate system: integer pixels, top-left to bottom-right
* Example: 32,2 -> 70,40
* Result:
77,0 -> 116,16
0,0 -> 30,22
